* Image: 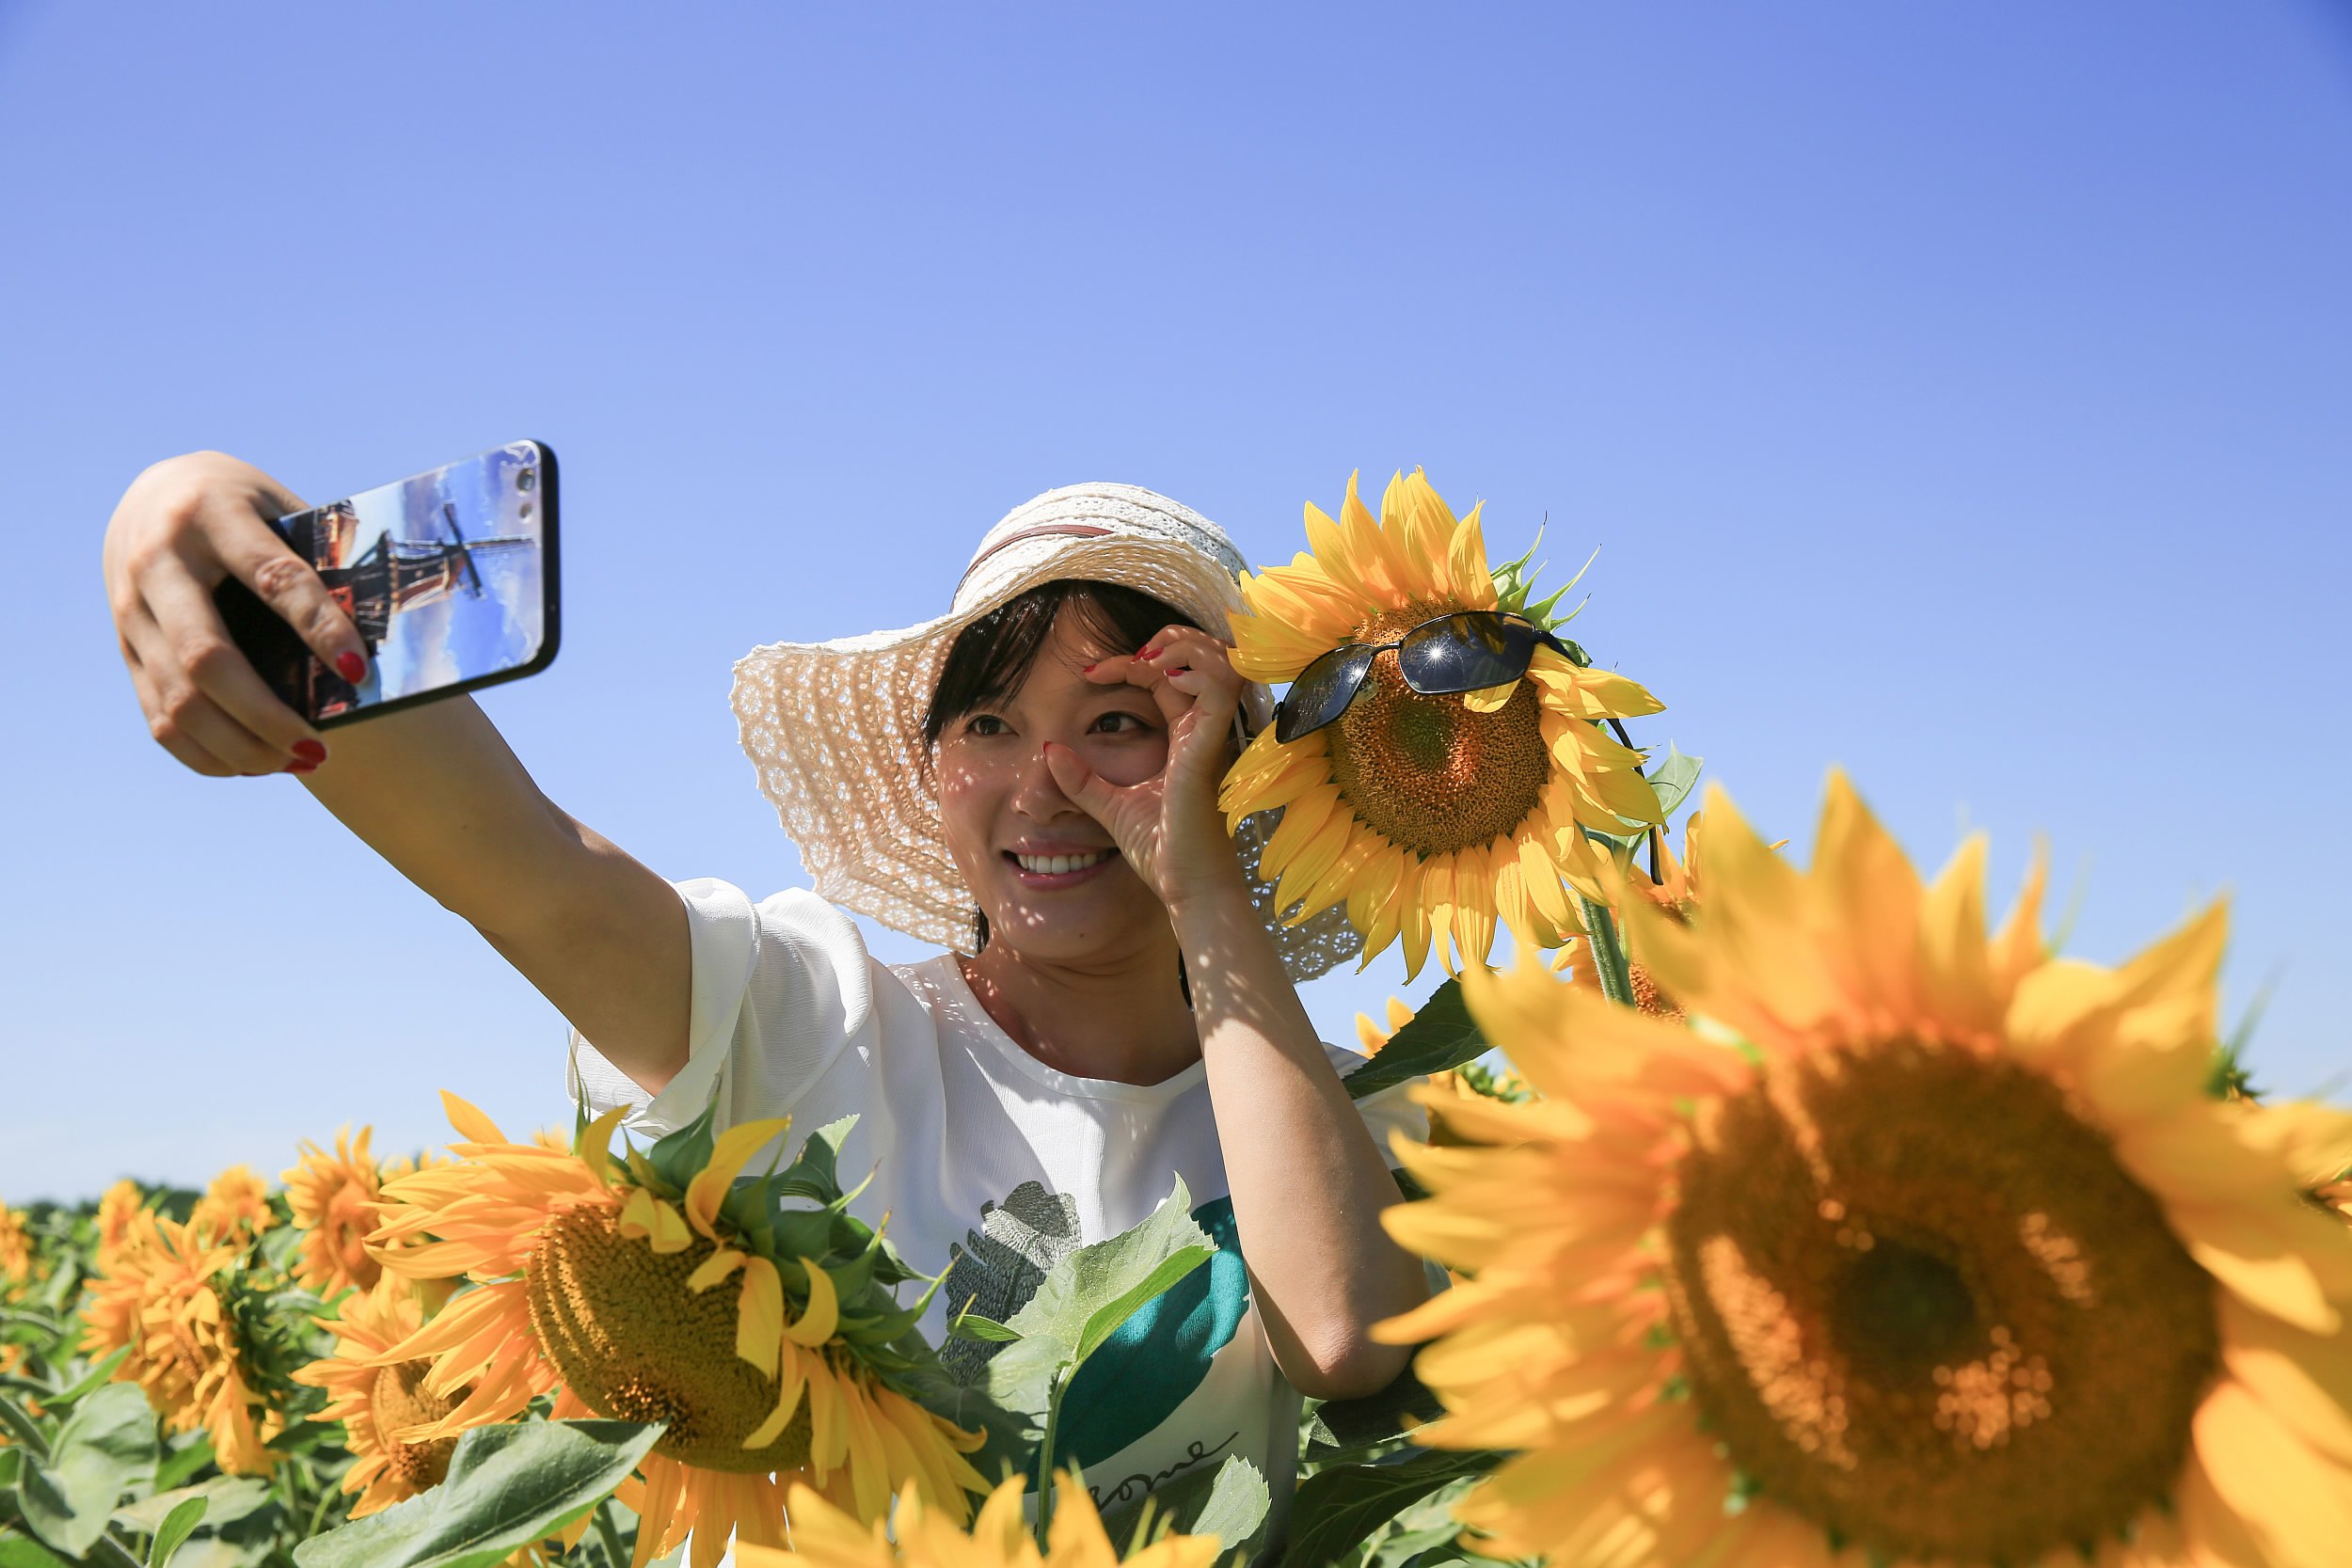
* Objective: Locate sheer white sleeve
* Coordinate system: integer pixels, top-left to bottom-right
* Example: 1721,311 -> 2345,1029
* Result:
563,878 -> 875,1138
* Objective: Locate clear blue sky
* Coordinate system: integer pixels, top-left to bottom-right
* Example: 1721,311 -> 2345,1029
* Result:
5,3 -> 2348,1202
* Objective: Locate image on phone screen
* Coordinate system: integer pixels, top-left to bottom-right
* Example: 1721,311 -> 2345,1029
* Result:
241,441 -> 555,721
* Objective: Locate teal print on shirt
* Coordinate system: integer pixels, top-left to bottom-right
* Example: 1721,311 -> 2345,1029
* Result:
1054,1195 -> 1246,1469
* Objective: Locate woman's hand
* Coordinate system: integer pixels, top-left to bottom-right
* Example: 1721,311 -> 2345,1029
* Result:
102,451 -> 372,778
1041,623 -> 1253,915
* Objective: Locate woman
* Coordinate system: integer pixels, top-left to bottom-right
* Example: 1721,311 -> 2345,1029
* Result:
101,456 -> 1431,1541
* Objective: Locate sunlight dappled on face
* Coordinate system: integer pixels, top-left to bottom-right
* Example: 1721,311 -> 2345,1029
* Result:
933,612 -> 1173,963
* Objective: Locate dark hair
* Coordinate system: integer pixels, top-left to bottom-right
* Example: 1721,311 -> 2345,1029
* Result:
924,578 -> 1201,996
921,579 -> 1197,748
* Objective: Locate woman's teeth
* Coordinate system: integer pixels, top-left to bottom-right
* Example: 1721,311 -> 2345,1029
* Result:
1013,849 -> 1113,875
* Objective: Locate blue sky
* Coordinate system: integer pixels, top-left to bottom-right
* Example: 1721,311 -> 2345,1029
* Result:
4,3 -> 2348,1201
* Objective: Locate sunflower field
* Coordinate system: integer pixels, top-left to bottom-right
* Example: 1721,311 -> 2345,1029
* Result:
7,468 -> 2351,1568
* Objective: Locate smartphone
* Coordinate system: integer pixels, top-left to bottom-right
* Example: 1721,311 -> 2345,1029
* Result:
214,440 -> 562,728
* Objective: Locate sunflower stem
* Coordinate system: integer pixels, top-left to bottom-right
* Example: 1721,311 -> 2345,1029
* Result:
593,1497 -> 628,1566
1035,1368 -> 1064,1550
1580,896 -> 1637,1008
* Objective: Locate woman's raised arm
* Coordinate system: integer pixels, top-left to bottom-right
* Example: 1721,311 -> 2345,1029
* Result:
102,451 -> 691,1096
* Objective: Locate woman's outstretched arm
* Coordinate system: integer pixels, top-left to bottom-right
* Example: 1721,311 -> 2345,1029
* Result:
103,451 -> 691,1098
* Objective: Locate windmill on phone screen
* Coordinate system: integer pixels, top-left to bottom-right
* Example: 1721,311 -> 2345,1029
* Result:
215,442 -> 554,724
306,476 -> 537,715
332,506 -> 529,651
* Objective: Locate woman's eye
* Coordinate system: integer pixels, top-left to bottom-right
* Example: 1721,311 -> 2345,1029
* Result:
966,715 -> 1009,736
1093,711 -> 1150,735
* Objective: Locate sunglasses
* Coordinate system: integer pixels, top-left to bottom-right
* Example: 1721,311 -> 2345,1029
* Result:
1272,610 -> 1574,743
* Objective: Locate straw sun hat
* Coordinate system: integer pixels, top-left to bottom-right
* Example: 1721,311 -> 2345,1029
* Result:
728,483 -> 1365,983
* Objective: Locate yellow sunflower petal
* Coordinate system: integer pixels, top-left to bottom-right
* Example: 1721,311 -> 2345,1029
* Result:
683,1118 -> 792,1241
735,1256 -> 783,1378
785,1257 -> 840,1349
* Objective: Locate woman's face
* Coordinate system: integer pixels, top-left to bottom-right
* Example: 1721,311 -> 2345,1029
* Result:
934,610 -> 1173,965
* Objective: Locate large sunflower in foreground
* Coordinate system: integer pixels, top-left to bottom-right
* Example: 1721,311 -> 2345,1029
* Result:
283,1125 -> 387,1297
81,1209 -> 281,1475
737,1473 -> 1221,1568
1375,773 -> 2352,1567
367,1095 -> 989,1568
1220,468 -> 1664,979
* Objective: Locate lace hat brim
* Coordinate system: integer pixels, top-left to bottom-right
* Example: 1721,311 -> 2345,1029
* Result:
727,483 -> 1365,984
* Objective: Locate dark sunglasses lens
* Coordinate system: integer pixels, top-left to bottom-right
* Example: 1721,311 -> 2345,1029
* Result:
1397,612 -> 1539,694
1276,644 -> 1376,741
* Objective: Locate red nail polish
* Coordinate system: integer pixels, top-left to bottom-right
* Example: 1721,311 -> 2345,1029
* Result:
1080,661 -> 1098,673
1164,665 -> 1184,676
286,760 -> 318,775
336,651 -> 367,682
1137,645 -> 1162,660
291,739 -> 326,764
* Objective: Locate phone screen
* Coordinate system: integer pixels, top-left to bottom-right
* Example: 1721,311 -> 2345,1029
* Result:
217,440 -> 561,726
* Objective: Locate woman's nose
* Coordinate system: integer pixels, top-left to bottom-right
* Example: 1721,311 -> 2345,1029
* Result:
1010,741 -> 1074,818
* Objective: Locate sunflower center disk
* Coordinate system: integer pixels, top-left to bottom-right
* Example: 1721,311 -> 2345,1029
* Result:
371,1360 -> 461,1491
1660,1039 -> 2220,1564
1324,605 -> 1549,857
524,1203 -> 816,1474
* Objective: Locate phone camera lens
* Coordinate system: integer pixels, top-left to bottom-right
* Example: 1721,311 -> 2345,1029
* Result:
519,501 -> 533,519
517,468 -> 537,492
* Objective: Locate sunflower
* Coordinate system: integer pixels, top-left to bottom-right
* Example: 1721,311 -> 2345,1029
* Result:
81,1209 -> 280,1476
1354,996 -> 1528,1148
292,1275 -> 469,1514
1220,468 -> 1665,979
283,1126 -> 387,1297
1375,773 -> 2352,1567
1355,996 -> 1416,1057
95,1179 -> 144,1269
1550,810 -> 1746,1022
367,1095 -> 989,1568
0,1200 -> 32,1290
735,1473 -> 1221,1568
189,1164 -> 277,1243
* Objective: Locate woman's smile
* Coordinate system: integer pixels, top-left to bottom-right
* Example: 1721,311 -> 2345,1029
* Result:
1003,843 -> 1121,887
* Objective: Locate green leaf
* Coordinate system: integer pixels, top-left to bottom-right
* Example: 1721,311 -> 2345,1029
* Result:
0,1529 -> 72,1566
772,1116 -> 860,1205
148,1495 -> 209,1568
290,1420 -> 661,1568
985,1179 -> 1216,1423
1279,1449 -> 1505,1568
113,1478 -> 271,1538
1100,1454 -> 1271,1561
47,1349 -> 131,1410
1644,744 -> 1703,823
1184,1455 -> 1271,1559
1342,982 -> 1487,1101
639,1104 -> 716,1197
150,1435 -> 215,1495
1304,1364 -> 1446,1462
17,1384 -> 156,1556
0,1402 -> 46,1464
947,1307 -> 1022,1344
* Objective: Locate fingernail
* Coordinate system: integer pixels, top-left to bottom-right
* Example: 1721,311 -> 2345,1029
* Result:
1079,661 -> 1098,673
1164,666 -> 1184,676
336,651 -> 367,682
1136,645 -> 1162,660
286,760 -> 318,776
291,739 -> 326,764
